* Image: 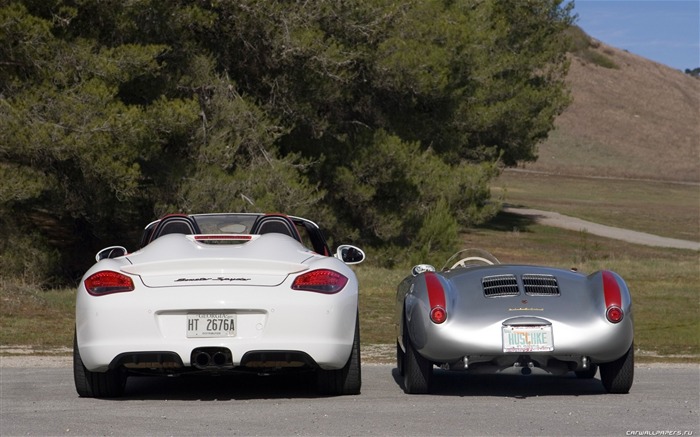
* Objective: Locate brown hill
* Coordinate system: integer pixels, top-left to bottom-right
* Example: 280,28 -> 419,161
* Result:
522,35 -> 700,183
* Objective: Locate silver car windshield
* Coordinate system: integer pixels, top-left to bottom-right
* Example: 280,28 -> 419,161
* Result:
442,249 -> 501,270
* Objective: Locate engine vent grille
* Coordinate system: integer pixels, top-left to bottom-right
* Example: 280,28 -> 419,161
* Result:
482,274 -> 519,297
523,274 -> 560,296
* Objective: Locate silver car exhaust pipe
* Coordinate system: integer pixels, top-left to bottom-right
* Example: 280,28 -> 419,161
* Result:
514,360 -> 535,375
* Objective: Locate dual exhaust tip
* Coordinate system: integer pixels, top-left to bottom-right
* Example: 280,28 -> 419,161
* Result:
191,348 -> 233,369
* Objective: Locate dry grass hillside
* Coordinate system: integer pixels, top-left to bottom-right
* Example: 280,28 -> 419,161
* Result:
523,35 -> 700,183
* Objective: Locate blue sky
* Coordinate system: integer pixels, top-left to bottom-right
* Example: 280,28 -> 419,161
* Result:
570,0 -> 700,71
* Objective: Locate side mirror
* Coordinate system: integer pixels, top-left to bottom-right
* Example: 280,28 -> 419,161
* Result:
411,264 -> 436,276
95,246 -> 127,262
335,245 -> 365,265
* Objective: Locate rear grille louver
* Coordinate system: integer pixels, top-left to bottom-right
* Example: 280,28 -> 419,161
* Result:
482,274 -> 519,297
481,273 -> 561,297
522,274 -> 560,296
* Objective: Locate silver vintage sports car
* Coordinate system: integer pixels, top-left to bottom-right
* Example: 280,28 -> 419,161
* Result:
395,249 -> 633,394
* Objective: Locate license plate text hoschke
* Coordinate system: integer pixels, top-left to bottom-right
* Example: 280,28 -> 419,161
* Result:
187,314 -> 236,338
502,325 -> 553,352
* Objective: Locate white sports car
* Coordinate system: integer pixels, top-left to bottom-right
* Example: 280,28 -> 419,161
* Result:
74,213 -> 365,397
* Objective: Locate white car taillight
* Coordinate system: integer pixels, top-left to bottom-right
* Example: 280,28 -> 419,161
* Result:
85,271 -> 135,296
291,269 -> 348,294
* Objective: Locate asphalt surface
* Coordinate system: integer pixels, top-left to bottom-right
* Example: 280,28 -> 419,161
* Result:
503,206 -> 700,250
1,363 -> 698,436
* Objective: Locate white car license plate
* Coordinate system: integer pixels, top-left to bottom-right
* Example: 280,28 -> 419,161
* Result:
502,325 -> 553,352
187,313 -> 236,338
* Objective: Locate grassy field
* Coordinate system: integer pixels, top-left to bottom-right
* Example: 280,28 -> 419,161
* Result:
494,170 -> 700,242
1,280 -> 75,351
3,31 -> 699,367
358,218 -> 699,361
3,189 -> 697,363
358,171 -> 699,362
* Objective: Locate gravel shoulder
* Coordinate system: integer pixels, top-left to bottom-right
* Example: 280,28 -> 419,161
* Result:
1,354 -> 72,368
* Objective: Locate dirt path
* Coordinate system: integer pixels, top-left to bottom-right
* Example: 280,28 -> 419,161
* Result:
503,206 -> 700,251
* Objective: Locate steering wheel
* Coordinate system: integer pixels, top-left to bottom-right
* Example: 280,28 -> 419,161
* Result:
450,256 -> 495,269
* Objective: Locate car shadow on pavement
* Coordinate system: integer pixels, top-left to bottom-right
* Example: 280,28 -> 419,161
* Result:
390,367 -> 609,398
117,371 -> 323,401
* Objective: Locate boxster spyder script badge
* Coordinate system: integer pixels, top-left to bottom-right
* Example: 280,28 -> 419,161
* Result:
175,277 -> 252,282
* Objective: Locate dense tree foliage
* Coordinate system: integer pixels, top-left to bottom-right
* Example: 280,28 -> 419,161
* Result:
1,0 -> 573,282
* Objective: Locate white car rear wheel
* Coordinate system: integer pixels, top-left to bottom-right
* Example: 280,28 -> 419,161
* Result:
316,314 -> 361,396
73,332 -> 126,398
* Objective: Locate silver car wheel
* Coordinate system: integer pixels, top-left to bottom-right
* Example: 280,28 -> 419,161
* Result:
599,344 -> 634,394
402,321 -> 432,394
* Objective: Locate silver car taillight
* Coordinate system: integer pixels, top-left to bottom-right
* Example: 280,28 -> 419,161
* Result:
602,271 -> 624,323
425,272 -> 447,324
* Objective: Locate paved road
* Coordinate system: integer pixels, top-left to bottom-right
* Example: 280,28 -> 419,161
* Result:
2,364 -> 698,436
503,206 -> 700,251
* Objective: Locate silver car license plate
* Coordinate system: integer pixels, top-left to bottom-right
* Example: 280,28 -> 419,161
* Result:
187,313 -> 236,338
502,325 -> 553,352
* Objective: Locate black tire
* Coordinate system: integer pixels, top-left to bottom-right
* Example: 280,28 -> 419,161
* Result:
599,345 -> 634,394
402,322 -> 432,394
73,332 -> 126,398
317,314 -> 361,396
574,363 -> 598,379
396,340 -> 405,376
